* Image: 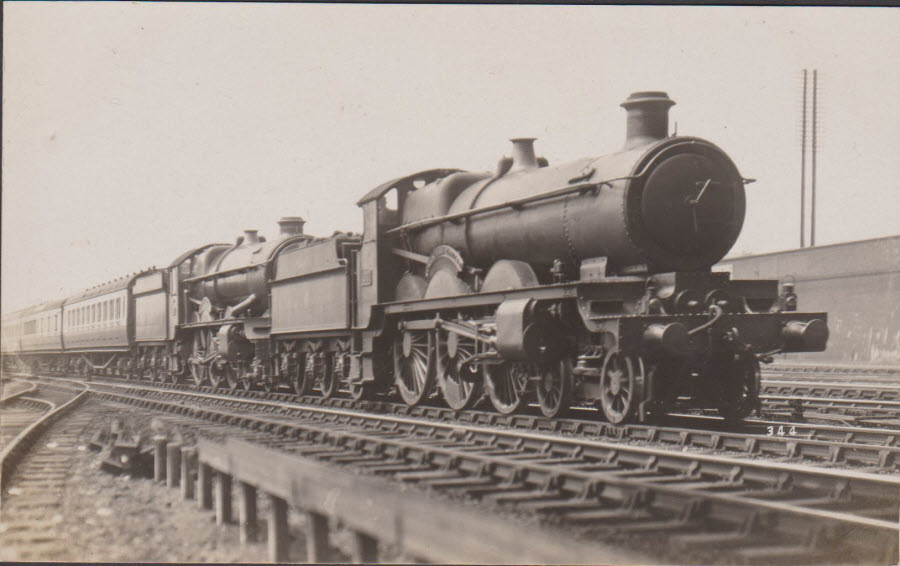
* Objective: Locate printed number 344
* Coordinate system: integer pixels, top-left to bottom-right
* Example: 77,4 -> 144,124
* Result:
766,425 -> 797,436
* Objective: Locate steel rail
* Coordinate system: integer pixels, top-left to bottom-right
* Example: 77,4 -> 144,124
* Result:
0,380 -> 89,490
24,371 -> 900,470
762,380 -> 900,401
0,378 -> 39,404
85,380 -> 900,496
762,394 -> 900,417
83,381 -> 900,563
763,363 -> 900,377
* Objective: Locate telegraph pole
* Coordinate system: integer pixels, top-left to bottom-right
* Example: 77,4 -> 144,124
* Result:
810,69 -> 818,247
800,70 -> 807,248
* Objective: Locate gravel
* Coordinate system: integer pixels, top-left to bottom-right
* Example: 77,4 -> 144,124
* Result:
4,406 -> 362,563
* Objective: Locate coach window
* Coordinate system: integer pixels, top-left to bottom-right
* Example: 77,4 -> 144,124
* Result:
103,302 -> 108,323
115,298 -> 121,320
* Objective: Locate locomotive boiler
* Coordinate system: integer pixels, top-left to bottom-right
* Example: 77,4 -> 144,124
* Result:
401,92 -> 744,286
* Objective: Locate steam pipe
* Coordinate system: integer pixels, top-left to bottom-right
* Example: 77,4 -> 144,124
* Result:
228,294 -> 257,318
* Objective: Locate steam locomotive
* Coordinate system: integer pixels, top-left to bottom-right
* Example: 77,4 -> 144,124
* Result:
1,91 -> 829,423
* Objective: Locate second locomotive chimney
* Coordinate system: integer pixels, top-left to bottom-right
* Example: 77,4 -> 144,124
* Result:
243,230 -> 260,244
277,216 -> 305,236
621,91 -> 676,150
509,138 -> 539,172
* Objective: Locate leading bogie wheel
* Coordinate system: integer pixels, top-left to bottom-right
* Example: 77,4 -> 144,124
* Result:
536,358 -> 572,418
393,329 -> 435,406
717,357 -> 760,422
484,361 -> 533,415
437,331 -> 482,411
599,351 -> 644,424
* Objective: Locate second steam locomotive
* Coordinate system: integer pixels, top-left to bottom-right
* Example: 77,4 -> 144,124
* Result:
1,91 -> 828,423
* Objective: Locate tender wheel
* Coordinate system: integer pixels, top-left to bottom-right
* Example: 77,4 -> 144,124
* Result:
224,364 -> 240,391
334,349 -> 353,396
718,357 -> 760,421
536,358 -> 572,418
349,381 -> 374,401
393,329 -> 435,406
484,361 -> 533,415
437,332 -> 482,411
291,354 -> 311,397
599,351 -> 644,424
317,354 -> 337,399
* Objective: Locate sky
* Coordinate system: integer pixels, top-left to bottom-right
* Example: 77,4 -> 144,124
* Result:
3,3 -> 899,314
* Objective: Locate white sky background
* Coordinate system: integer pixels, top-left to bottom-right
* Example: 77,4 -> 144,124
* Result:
3,4 -> 899,314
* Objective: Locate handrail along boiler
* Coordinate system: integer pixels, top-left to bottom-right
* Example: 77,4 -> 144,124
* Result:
0,91 -> 828,424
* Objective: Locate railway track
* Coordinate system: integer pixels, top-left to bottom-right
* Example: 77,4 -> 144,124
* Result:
0,380 -> 93,560
1,380 -> 90,488
761,394 -> 900,420
73,378 -> 899,564
14,372 -> 900,472
4,372 -> 899,563
761,379 -> 900,402
762,363 -> 900,380
1,377 -> 39,403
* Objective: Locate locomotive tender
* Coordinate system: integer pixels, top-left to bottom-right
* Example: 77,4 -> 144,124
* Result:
1,91 -> 829,423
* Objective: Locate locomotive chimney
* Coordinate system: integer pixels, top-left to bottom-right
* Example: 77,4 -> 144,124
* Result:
621,91 -> 676,150
277,216 -> 305,236
509,138 -> 539,172
243,230 -> 260,244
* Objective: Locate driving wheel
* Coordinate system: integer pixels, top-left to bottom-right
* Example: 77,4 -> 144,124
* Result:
393,329 -> 435,406
437,331 -> 482,411
484,361 -> 533,415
